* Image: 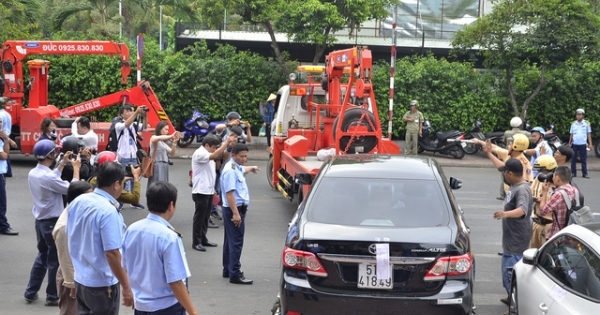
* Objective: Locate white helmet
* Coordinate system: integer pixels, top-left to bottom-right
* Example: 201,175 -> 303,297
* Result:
510,117 -> 522,128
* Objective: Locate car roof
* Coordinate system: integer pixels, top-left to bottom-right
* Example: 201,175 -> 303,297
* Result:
322,155 -> 441,180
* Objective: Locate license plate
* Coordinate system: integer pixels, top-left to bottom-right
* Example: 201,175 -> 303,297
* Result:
461,141 -> 467,148
357,263 -> 393,289
553,141 -> 561,148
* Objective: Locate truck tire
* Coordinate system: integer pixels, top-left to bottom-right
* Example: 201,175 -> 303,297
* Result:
54,118 -> 76,128
267,155 -> 276,189
332,108 -> 378,154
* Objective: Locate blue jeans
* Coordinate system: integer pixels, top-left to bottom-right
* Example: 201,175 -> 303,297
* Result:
501,253 -> 522,295
134,302 -> 184,315
25,218 -> 59,301
119,157 -> 138,193
0,174 -> 10,231
571,144 -> 588,177
222,206 -> 247,278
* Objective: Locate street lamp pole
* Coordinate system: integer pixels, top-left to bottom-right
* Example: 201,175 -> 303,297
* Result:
119,0 -> 123,38
159,5 -> 163,51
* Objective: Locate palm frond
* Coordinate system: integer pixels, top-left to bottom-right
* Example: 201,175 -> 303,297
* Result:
52,4 -> 95,30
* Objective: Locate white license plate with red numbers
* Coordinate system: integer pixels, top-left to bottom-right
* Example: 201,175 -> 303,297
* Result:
357,263 -> 393,289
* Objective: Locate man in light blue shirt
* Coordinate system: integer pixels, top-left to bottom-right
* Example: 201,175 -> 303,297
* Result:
569,108 -> 593,178
25,139 -> 81,306
0,97 -> 15,177
0,117 -> 17,235
220,143 -> 259,285
67,162 -> 133,314
122,181 -> 198,315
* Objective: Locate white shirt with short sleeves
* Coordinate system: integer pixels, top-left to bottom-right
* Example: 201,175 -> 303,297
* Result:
115,121 -> 142,159
191,146 -> 215,195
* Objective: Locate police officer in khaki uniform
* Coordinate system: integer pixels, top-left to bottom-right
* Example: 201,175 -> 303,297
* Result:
529,155 -> 557,248
402,100 -> 424,155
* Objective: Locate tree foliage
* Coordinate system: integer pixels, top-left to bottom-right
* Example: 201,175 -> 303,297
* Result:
0,0 -> 43,42
277,0 -> 396,64
452,0 -> 600,119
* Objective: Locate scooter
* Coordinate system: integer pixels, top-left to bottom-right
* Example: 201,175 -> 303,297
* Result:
177,110 -> 226,148
417,117 -> 466,159
543,121 -> 564,153
463,118 -> 506,154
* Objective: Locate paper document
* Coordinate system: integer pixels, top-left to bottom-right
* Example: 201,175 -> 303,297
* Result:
376,243 -> 390,279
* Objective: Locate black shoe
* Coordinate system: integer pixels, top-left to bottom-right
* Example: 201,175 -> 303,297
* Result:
193,244 -> 206,252
223,270 -> 243,278
202,241 -> 217,247
497,252 -> 503,256
0,227 -> 19,235
572,174 -> 577,178
496,196 -> 504,201
45,299 -> 59,306
24,293 -> 38,303
583,175 -> 590,179
168,159 -> 174,166
208,219 -> 219,228
230,275 -> 253,285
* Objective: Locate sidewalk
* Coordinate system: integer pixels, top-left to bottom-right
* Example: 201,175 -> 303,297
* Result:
173,137 -> 600,171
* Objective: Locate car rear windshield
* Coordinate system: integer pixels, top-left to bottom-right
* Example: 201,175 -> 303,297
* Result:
307,178 -> 450,227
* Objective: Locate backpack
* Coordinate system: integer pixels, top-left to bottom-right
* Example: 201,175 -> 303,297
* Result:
557,188 -> 594,228
106,117 -> 124,152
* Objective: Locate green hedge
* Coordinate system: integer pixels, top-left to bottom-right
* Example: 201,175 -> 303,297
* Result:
22,38 -> 600,139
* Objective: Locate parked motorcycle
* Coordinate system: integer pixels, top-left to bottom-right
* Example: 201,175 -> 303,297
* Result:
543,121 -> 564,153
417,117 -> 466,159
463,118 -> 506,154
177,110 -> 225,148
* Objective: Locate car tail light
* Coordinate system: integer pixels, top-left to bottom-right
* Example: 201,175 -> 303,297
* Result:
424,254 -> 472,281
282,247 -> 328,277
286,312 -> 301,315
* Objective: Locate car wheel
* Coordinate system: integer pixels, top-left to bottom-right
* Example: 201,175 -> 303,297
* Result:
509,277 -> 518,315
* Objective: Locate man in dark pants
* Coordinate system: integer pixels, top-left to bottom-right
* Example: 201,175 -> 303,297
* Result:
25,140 -> 81,306
569,108 -> 592,178
220,143 -> 260,285
0,122 -> 18,235
191,134 -> 236,252
263,94 -> 276,148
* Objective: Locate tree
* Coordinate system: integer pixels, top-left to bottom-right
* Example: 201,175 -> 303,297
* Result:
452,0 -> 600,119
0,0 -> 43,42
277,0 -> 397,64
52,0 -> 121,36
195,0 -> 289,72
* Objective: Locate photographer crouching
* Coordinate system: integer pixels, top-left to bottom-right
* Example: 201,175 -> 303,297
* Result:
58,136 -> 94,207
88,151 -> 142,210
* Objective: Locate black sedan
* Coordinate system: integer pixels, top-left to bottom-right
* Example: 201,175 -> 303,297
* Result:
278,155 -> 474,315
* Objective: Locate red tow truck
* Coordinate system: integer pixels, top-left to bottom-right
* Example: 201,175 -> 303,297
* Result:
1,40 -> 174,154
268,47 -> 401,204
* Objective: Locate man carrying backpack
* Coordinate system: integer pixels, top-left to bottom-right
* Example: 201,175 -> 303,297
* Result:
538,165 -> 578,240
114,104 -> 147,209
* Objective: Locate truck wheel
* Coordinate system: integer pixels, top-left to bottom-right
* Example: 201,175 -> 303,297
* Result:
177,136 -> 193,148
54,118 -> 76,128
332,108 -> 378,153
267,155 -> 275,189
595,142 -> 600,158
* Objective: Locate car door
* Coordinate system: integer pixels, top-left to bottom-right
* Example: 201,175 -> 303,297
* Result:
521,234 -> 600,315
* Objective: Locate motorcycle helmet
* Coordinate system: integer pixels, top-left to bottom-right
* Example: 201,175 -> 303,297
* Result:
531,127 -> 545,135
60,135 -> 85,154
510,117 -> 522,128
511,133 -> 529,152
33,139 -> 59,160
533,155 -> 558,171
95,151 -> 118,167
409,100 -> 418,107
226,111 -> 242,121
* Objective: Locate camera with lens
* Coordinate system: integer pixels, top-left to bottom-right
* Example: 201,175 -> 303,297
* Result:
125,164 -> 139,177
140,105 -> 149,112
537,172 -> 554,184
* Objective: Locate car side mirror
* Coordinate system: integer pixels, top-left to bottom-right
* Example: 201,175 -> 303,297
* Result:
294,173 -> 312,185
449,177 -> 462,190
522,248 -> 538,265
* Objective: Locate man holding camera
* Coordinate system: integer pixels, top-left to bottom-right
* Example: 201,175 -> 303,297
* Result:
529,155 -> 558,248
89,151 -> 143,208
538,166 -> 578,240
115,104 -> 146,209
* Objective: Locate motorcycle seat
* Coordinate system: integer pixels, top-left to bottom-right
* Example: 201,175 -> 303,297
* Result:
543,133 -> 558,141
436,131 -> 462,141
485,131 -> 505,139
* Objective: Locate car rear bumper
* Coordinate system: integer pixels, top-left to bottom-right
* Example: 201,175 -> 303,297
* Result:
280,274 -> 472,315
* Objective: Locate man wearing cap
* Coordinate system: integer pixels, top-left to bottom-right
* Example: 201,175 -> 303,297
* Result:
401,100 -> 423,155
263,94 -> 276,147
568,108 -> 592,178
487,151 -> 533,306
523,126 -> 553,177
25,140 -> 81,306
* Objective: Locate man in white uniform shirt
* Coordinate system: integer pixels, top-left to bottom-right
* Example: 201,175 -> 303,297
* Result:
190,133 -> 236,252
71,116 -> 98,152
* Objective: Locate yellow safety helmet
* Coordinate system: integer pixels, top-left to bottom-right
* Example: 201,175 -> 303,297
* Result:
533,155 -> 557,171
511,133 -> 529,152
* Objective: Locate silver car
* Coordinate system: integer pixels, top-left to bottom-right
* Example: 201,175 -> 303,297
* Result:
509,223 -> 600,314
